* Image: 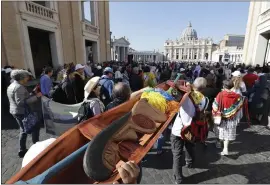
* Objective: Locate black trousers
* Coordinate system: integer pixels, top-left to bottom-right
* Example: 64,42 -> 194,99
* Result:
171,134 -> 195,184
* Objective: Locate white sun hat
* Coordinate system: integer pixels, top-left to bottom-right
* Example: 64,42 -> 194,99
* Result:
232,71 -> 241,77
84,76 -> 100,99
75,64 -> 85,71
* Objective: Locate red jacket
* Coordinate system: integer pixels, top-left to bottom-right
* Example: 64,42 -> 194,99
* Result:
243,73 -> 258,88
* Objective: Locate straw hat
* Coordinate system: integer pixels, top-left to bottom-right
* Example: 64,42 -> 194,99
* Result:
84,76 -> 100,99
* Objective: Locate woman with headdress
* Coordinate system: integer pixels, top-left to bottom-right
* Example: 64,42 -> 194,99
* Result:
212,80 -> 245,155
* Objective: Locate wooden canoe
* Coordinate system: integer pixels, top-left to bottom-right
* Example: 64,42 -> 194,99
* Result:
7,81 -> 189,184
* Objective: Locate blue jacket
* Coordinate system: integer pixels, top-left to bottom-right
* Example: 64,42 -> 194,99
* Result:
99,75 -> 114,97
99,75 -> 114,106
40,75 -> 52,97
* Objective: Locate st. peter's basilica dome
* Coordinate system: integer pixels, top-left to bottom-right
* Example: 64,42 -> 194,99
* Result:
181,22 -> 198,40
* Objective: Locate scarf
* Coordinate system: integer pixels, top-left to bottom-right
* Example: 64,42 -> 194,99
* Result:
212,90 -> 244,119
190,90 -> 204,106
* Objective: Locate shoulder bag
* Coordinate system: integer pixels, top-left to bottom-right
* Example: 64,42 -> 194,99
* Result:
22,100 -> 38,134
213,93 -> 223,125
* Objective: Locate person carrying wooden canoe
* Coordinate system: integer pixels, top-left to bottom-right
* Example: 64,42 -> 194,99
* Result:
171,77 -> 208,184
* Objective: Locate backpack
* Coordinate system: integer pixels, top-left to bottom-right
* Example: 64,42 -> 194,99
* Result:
50,83 -> 67,104
77,100 -> 94,123
180,93 -> 209,143
99,79 -> 112,106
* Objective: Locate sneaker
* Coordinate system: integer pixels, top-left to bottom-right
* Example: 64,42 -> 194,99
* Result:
220,151 -> 229,156
185,163 -> 193,168
215,141 -> 221,149
174,176 -> 185,184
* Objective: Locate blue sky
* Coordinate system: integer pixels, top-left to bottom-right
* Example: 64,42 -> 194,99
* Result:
109,2 -> 249,52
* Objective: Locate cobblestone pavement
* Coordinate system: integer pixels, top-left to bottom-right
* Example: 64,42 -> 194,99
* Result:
2,93 -> 270,183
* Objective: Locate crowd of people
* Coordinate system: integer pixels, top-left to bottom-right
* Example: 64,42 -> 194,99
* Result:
3,60 -> 270,184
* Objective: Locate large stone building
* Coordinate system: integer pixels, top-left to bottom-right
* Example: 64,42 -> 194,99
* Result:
128,48 -> 164,62
243,1 -> 270,66
212,34 -> 245,63
1,1 -> 111,77
164,22 -> 214,61
111,36 -> 130,62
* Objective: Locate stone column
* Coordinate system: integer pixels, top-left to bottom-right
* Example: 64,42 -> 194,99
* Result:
119,47 -> 121,61
120,47 -> 122,61
187,48 -> 190,60
209,49 -> 212,60
115,46 -> 117,61
116,46 -> 118,61
117,48 -> 119,61
118,46 -> 121,61
201,48 -> 205,60
121,47 -> 124,62
123,47 -> 126,62
125,47 -> 128,61
183,48 -> 185,60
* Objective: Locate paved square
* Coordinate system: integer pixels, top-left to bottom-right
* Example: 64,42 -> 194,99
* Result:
2,93 -> 270,183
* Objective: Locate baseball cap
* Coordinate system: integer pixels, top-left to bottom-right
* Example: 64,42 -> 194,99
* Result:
103,67 -> 114,74
75,64 -> 85,71
5,68 -> 12,73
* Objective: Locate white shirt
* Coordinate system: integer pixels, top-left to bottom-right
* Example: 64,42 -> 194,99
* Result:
172,96 -> 206,137
22,138 -> 56,168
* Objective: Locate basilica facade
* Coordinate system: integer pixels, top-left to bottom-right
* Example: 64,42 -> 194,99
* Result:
164,22 -> 214,61
243,1 -> 270,66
